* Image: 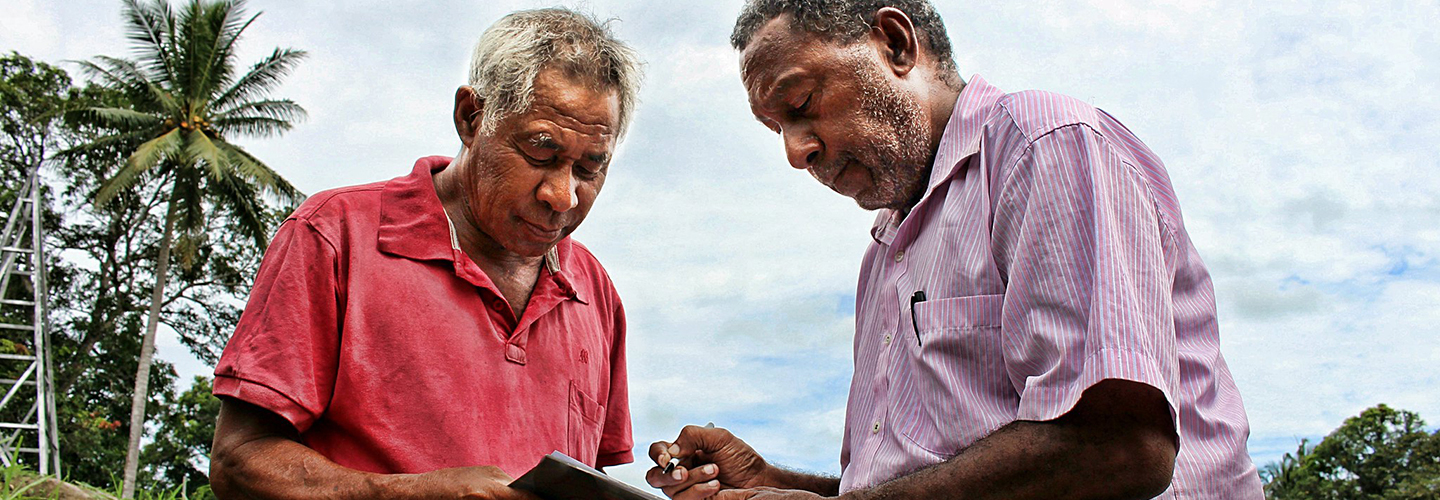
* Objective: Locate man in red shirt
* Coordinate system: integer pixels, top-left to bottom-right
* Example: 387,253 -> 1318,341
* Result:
208,8 -> 644,499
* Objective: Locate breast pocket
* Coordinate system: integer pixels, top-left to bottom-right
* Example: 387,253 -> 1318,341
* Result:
567,380 -> 605,465
892,293 -> 1017,456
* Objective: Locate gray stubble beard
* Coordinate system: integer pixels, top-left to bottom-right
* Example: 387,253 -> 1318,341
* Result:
847,50 -> 935,212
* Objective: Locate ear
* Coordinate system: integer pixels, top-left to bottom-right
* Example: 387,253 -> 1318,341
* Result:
453,86 -> 483,148
869,7 -> 920,77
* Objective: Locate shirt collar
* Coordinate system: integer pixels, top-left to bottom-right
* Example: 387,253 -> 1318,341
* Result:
377,156 -> 577,296
378,156 -> 454,262
870,74 -> 1005,243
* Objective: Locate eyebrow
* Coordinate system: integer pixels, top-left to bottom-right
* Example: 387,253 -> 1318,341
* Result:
528,133 -> 559,150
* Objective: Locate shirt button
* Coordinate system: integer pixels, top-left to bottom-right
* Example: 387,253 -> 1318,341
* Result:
894,251 -> 905,263
871,420 -> 882,433
883,333 -> 892,345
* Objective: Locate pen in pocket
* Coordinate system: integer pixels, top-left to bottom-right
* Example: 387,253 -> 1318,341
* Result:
910,290 -> 926,346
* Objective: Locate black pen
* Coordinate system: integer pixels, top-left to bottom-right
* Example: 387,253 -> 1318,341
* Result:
910,290 -> 926,346
662,422 -> 714,475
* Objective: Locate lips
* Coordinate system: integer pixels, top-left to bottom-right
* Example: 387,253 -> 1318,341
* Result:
520,218 -> 563,240
818,157 -> 866,197
814,157 -> 851,189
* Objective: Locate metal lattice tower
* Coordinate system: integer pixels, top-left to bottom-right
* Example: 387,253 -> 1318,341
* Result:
0,165 -> 60,474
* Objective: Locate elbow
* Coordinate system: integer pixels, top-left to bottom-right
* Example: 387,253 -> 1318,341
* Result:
1112,429 -> 1178,499
209,445 -> 239,499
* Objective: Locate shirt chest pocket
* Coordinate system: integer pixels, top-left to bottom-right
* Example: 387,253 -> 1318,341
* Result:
567,380 -> 605,465
891,293 -> 1018,457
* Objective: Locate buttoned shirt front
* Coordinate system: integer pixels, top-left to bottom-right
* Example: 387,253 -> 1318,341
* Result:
839,76 -> 1263,498
214,156 -> 633,476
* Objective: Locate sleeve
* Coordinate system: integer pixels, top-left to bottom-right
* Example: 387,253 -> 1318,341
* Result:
213,217 -> 341,434
595,292 -> 634,467
990,123 -> 1180,425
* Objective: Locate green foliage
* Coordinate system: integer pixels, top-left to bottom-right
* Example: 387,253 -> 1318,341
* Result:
3,12 -> 298,490
60,0 -> 306,494
1262,404 -> 1440,499
140,377 -> 220,494
71,0 -> 306,260
0,460 -> 45,500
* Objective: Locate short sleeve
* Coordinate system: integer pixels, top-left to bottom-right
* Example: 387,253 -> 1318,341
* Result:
213,217 -> 341,433
990,124 -> 1180,424
595,294 -> 633,467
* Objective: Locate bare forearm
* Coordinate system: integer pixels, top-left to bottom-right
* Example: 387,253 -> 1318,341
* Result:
845,422 -> 1168,500
760,466 -> 841,496
845,381 -> 1177,500
210,398 -> 529,500
211,436 -> 407,500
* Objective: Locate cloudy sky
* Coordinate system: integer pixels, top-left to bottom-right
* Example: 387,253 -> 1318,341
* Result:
4,0 -> 1438,491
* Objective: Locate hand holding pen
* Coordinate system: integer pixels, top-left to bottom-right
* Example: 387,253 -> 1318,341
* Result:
664,422 -> 713,475
647,422 -> 773,499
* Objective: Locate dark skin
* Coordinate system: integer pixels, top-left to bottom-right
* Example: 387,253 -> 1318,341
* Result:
210,398 -> 538,500
209,69 -> 619,499
646,9 -> 1178,500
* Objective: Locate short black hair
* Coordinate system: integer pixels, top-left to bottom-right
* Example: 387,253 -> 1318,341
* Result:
731,0 -> 958,81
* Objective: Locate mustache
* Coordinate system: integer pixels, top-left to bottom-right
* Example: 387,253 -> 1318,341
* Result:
811,153 -> 861,186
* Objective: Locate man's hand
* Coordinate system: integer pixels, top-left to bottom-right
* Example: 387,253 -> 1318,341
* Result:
646,424 -> 772,499
714,487 -> 830,500
401,466 -> 540,500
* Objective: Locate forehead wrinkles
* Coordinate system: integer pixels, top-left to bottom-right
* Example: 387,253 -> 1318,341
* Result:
526,100 -> 616,140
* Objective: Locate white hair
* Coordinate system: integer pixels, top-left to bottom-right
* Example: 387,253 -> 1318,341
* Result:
468,8 -> 644,139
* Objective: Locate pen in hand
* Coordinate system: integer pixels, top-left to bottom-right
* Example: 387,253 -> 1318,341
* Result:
662,422 -> 714,475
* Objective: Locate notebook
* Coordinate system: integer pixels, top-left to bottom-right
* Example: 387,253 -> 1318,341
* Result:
510,451 -> 666,500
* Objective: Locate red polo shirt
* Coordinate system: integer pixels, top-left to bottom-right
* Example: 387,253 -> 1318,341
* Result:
214,156 -> 633,476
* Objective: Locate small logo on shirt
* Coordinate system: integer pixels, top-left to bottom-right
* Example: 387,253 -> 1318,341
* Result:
579,349 -> 589,364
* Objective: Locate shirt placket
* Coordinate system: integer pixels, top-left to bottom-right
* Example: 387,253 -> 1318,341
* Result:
863,239 -> 920,470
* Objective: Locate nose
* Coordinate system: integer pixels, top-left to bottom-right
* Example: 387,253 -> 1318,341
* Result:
783,125 -> 821,171
537,168 -> 579,212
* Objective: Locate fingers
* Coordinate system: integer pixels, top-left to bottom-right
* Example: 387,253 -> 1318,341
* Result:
649,440 -> 681,466
673,423 -> 732,456
647,463 -> 720,499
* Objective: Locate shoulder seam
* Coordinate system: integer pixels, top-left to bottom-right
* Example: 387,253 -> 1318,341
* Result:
290,184 -> 385,221
996,123 -> 1179,244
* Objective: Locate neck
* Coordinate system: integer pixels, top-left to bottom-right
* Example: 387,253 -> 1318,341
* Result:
925,76 -> 965,156
432,155 -> 546,272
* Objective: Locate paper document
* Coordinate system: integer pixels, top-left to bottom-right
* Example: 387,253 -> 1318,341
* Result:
510,451 -> 665,500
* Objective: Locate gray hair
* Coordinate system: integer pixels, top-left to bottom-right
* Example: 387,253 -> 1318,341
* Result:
469,8 -> 644,139
731,0 -> 959,86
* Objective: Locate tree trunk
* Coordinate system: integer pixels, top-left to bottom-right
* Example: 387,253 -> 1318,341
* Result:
121,195 -> 179,499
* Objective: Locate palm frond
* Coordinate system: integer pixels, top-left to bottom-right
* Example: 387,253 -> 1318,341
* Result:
211,169 -> 271,248
96,127 -> 183,206
214,98 -> 306,120
210,116 -> 290,138
184,130 -> 229,182
216,142 -> 302,205
211,99 -> 305,138
58,129 -> 151,157
74,56 -> 179,112
212,48 -> 307,110
197,1 -> 258,99
210,8 -> 261,92
120,0 -> 178,86
81,107 -> 163,130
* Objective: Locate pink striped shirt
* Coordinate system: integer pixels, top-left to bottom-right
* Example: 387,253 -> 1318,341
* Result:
838,75 -> 1263,498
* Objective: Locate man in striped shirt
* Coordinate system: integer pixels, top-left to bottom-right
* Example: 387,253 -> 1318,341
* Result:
646,1 -> 1264,499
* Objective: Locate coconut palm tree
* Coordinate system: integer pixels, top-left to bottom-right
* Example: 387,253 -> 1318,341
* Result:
69,0 -> 305,495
